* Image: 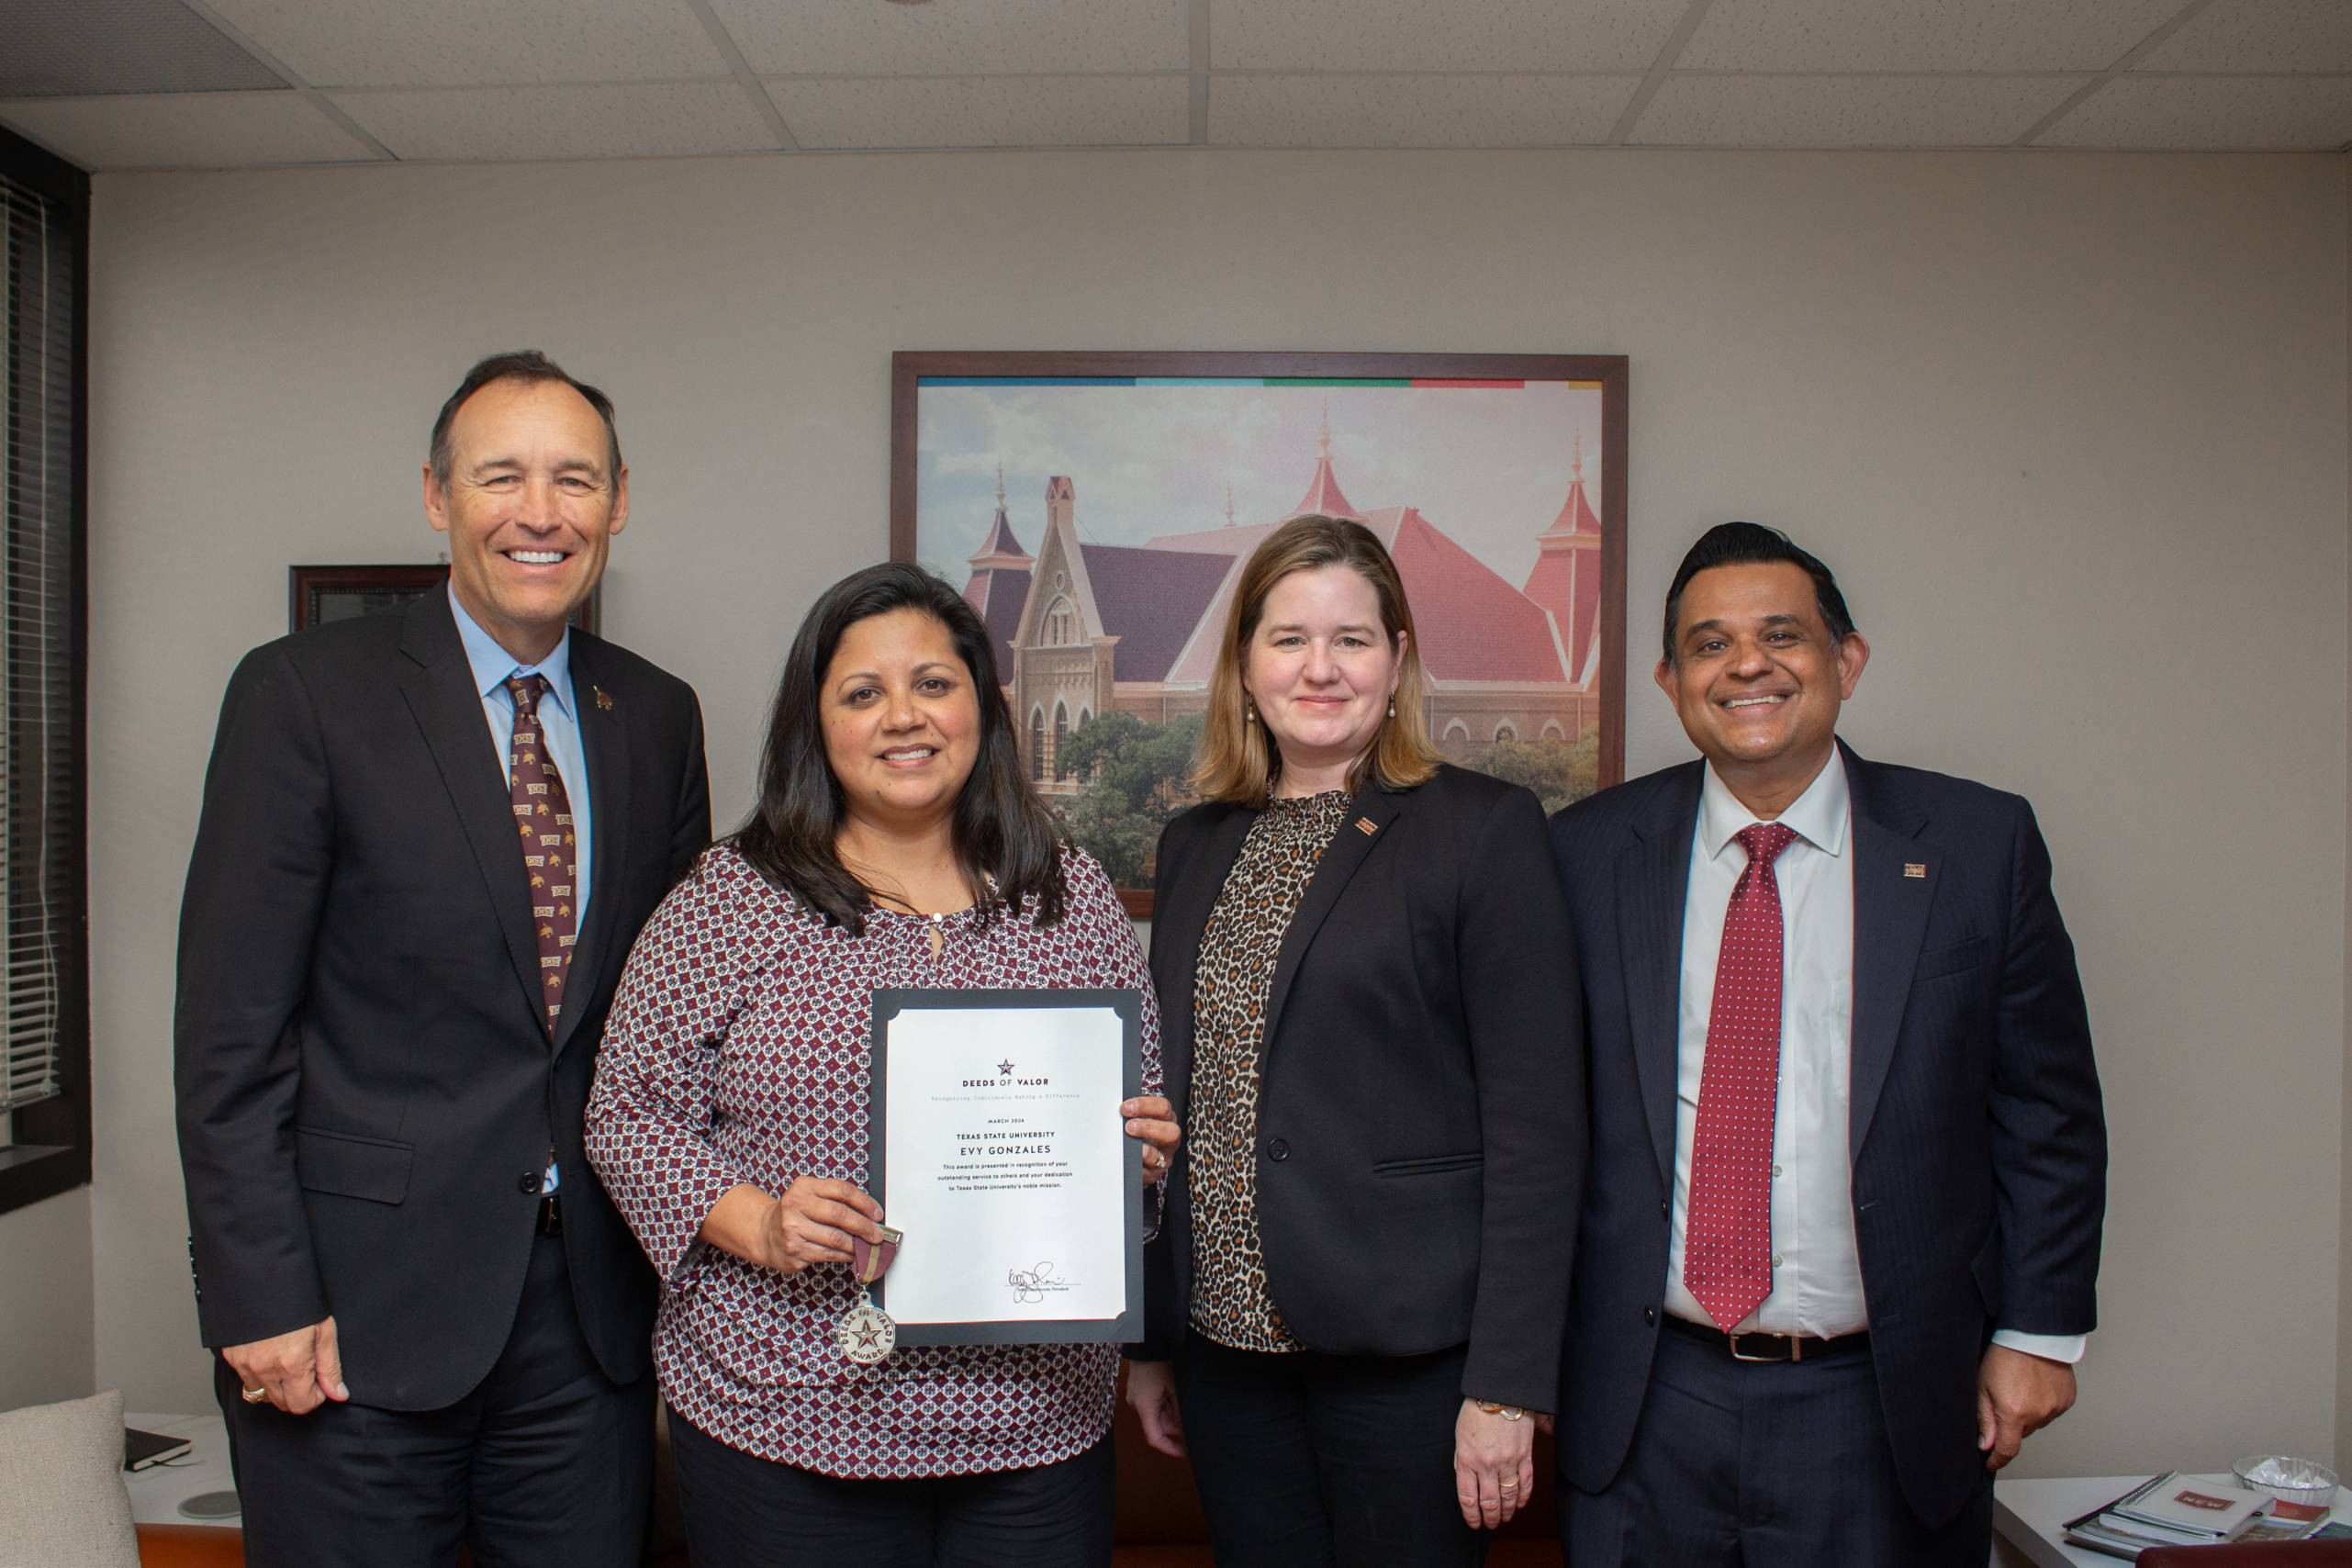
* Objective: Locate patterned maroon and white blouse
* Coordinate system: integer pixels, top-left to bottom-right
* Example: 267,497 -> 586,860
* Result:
586,842 -> 1161,1480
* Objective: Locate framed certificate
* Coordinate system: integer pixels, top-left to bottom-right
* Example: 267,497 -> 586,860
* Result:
868,989 -> 1144,1346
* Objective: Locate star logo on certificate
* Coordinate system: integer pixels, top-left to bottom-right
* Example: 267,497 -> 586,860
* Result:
998,1059 -> 1014,1076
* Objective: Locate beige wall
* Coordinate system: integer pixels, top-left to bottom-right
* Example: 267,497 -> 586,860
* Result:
78,148 -> 2347,1477
2339,151 -> 2352,1469
0,1186 -> 94,1411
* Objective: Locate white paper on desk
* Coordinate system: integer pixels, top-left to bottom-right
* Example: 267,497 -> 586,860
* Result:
877,1004 -> 1127,1327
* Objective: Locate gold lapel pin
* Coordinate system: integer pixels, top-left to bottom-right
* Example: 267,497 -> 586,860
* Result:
1354,817 -> 1378,836
594,686 -> 612,711
1903,862 -> 1927,879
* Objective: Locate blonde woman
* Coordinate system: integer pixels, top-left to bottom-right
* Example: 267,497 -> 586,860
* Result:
1122,516 -> 1582,1566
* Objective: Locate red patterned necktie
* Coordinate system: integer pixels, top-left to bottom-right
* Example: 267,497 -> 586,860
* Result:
1683,821 -> 1799,1330
507,675 -> 577,1036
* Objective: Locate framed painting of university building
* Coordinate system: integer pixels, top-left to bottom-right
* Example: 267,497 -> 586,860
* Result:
890,351 -> 1629,918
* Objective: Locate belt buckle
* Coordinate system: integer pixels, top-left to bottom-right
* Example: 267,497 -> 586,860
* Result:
1727,1330 -> 1795,1363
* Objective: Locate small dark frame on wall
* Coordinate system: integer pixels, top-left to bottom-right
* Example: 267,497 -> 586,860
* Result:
891,350 -> 1629,919
290,564 -> 599,635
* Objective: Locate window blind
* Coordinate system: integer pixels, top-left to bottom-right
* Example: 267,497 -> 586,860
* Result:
0,161 -> 78,1118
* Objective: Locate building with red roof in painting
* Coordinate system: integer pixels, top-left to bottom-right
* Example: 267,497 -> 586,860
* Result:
1520,434 -> 1607,685
962,427 -> 1603,789
960,466 -> 1034,661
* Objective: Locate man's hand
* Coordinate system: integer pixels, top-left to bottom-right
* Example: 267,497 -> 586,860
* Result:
1124,1360 -> 1186,1458
1977,1343 -> 2076,1471
1454,1399 -> 1537,1530
1123,1095 -> 1181,1186
223,1316 -> 347,1416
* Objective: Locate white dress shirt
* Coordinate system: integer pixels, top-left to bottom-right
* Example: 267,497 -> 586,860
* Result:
1663,749 -> 2085,1364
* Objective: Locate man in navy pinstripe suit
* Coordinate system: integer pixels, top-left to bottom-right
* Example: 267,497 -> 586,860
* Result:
1549,523 -> 2105,1565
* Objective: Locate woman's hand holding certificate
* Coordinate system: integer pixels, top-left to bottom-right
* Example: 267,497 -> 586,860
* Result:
700,1176 -> 889,1274
1123,1094 -> 1180,1183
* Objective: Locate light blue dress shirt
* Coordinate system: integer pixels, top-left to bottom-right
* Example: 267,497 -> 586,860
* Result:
449,588 -> 595,1194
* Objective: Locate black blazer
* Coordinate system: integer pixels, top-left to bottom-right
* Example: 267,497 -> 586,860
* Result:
174,593 -> 710,1410
1548,743 -> 2105,1526
1141,765 -> 1582,1411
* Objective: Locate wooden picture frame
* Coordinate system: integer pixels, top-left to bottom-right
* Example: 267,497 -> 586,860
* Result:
890,351 -> 1629,918
290,564 -> 599,635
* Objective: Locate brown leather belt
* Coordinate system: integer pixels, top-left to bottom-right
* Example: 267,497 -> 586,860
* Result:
537,1194 -> 563,1236
1663,1313 -> 1868,1363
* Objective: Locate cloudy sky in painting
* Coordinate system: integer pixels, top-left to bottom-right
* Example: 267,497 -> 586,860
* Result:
913,380 -> 1604,589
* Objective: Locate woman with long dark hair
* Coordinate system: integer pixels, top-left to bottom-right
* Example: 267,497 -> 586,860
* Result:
588,562 -> 1177,1567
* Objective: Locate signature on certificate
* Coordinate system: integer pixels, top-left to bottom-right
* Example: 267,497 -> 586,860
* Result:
1008,1262 -> 1069,1304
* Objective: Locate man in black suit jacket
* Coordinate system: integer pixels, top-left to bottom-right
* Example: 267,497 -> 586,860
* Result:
175,352 -> 710,1567
1549,523 -> 2104,1565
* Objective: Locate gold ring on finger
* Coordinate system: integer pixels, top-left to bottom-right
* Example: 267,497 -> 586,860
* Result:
241,1384 -> 269,1404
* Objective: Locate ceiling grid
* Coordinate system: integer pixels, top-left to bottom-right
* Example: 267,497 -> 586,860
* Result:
1610,0 -> 1718,145
2010,0 -> 2224,147
1188,0 -> 1210,145
682,0 -> 800,151
0,0 -> 2342,170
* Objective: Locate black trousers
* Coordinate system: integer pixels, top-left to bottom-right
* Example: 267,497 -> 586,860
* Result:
216,1229 -> 653,1568
1172,1333 -> 1486,1568
1558,1325 -> 1993,1567
666,1407 -> 1114,1568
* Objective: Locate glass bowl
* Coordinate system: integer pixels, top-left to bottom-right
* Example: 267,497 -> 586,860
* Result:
2232,1454 -> 2339,1511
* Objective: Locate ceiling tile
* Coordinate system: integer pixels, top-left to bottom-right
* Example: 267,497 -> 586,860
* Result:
767,74 -> 1186,150
1630,73 -> 2087,146
199,0 -> 731,88
332,82 -> 775,161
1680,0 -> 2182,72
2134,0 -> 2352,73
0,90 -> 374,169
1210,73 -> 1635,146
2035,74 -> 2352,146
712,0 -> 1186,76
0,0 -> 284,96
1213,0 -> 1689,72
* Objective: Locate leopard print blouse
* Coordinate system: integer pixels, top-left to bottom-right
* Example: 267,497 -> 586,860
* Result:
1187,788 -> 1350,1352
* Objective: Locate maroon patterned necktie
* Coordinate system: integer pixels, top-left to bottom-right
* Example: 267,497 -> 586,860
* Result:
1683,821 -> 1799,1330
507,676 -> 577,1036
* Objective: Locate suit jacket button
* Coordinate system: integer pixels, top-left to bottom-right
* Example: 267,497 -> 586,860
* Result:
519,1172 -> 543,1194
1644,1306 -> 1657,1327
1266,1138 -> 1290,1162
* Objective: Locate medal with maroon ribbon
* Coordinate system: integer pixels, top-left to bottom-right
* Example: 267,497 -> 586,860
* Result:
835,1224 -> 903,1366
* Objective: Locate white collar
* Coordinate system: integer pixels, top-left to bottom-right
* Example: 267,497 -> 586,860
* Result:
1697,745 -> 1850,862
